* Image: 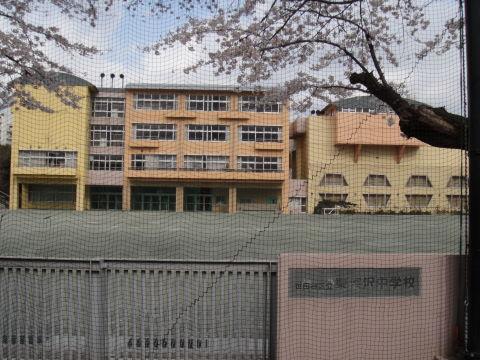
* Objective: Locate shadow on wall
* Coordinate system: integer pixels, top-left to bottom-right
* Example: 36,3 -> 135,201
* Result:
0,144 -> 10,195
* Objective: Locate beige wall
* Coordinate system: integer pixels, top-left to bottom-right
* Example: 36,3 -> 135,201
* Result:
123,89 -> 290,212
291,113 -> 465,213
10,85 -> 92,210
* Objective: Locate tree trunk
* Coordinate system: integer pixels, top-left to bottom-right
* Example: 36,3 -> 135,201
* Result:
350,72 -> 467,150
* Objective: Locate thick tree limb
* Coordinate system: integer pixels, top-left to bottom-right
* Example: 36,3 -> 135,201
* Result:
350,71 -> 467,150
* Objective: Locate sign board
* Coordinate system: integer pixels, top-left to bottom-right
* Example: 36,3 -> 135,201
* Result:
289,267 -> 421,298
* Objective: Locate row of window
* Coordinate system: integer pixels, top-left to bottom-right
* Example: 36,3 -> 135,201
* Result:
320,173 -> 467,188
89,154 -> 282,172
320,193 -> 466,209
19,151 -> 77,168
91,95 -> 283,117
89,124 -> 282,145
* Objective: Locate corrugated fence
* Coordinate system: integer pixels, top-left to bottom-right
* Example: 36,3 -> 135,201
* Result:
0,258 -> 277,360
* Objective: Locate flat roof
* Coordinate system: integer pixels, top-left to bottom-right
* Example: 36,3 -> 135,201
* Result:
125,83 -> 279,93
0,211 -> 465,261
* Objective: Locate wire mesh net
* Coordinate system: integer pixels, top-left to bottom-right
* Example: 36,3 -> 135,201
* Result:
0,0 -> 470,359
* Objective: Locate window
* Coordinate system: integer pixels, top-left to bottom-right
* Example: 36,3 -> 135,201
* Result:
405,195 -> 432,208
134,93 -> 177,110
19,150 -> 77,168
289,197 -> 307,213
92,97 -> 125,117
364,174 -> 391,186
184,155 -> 229,170
239,96 -> 282,113
90,187 -> 122,210
363,194 -> 390,207
28,185 -> 75,203
131,187 -> 176,211
186,125 -> 229,141
447,176 -> 467,188
186,95 -> 230,111
90,125 -> 124,147
239,125 -> 282,142
237,156 -> 282,172
447,195 -> 467,210
406,175 -> 432,187
320,193 -> 348,202
89,155 -> 123,171
133,124 -> 176,140
320,174 -> 348,186
131,154 -> 176,170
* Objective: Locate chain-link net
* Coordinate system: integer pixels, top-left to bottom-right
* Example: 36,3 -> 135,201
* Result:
0,1 -> 469,359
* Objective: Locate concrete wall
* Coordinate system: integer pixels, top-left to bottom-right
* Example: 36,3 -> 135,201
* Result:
277,253 -> 461,360
10,85 -> 91,210
291,113 -> 465,213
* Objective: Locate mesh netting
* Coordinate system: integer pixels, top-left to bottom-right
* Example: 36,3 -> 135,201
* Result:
0,1 -> 470,359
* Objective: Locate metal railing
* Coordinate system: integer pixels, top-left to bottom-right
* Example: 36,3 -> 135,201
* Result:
0,258 -> 277,360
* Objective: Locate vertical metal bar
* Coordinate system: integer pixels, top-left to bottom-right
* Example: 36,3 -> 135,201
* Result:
465,1 -> 480,357
168,271 -> 172,360
75,270 -> 81,360
263,269 -> 268,360
202,271 -> 207,359
228,271 -> 236,359
114,270 -> 119,360
194,271 -> 199,360
123,270 -> 129,360
141,270 -> 146,360
132,270 -> 138,360
175,271 -> 180,360
67,270 -> 72,360
236,271 -> 242,359
50,269 -> 55,359
15,268 -> 21,360
41,269 -> 47,360
254,271 -> 259,358
22,267 -> 28,360
211,271 -> 216,360
220,271 -> 225,359
59,269 -> 65,360
32,268 -> 38,360
184,271 -> 189,360
148,270 -> 154,360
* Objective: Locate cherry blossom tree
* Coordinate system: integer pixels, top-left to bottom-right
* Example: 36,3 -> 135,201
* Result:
0,0 -> 102,111
0,0 -> 466,149
149,0 -> 466,149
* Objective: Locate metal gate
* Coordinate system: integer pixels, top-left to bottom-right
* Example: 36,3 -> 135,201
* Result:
0,258 -> 277,360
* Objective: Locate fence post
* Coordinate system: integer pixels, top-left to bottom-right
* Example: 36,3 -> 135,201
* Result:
465,0 -> 480,358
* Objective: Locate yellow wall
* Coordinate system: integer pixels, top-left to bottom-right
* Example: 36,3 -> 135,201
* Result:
123,90 -> 290,212
10,85 -> 92,210
293,113 -> 465,213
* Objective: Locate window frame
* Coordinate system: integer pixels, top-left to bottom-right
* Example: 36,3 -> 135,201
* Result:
237,156 -> 282,172
90,125 -> 125,147
131,154 -> 177,170
19,150 -> 77,168
184,155 -> 230,170
134,93 -> 178,110
364,174 -> 391,187
89,154 -> 123,171
238,125 -> 282,143
92,97 -> 125,118
405,194 -> 433,208
186,94 -> 231,112
186,124 -> 229,141
132,123 -> 177,141
362,193 -> 391,208
238,96 -> 283,113
406,175 -> 433,187
319,173 -> 348,186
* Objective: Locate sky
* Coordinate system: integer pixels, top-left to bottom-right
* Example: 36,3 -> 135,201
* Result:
24,0 -> 466,115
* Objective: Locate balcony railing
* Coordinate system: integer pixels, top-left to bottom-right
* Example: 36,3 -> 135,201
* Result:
129,166 -> 283,173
